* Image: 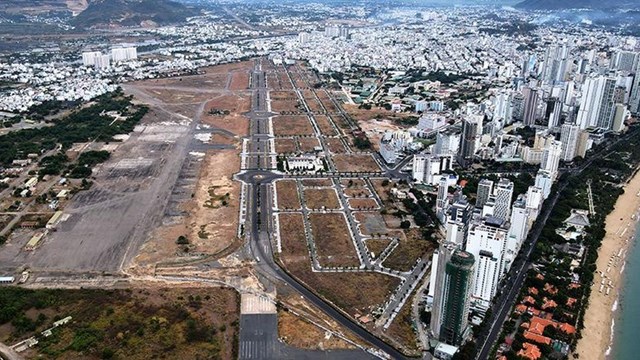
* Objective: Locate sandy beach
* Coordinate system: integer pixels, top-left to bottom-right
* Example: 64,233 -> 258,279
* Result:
575,169 -> 640,360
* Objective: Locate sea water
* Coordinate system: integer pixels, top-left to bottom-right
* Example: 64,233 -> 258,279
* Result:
611,224 -> 640,359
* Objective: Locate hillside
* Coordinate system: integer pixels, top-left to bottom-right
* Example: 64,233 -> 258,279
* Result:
1,0 -> 198,28
515,0 -> 638,10
71,0 -> 199,28
2,0 -> 85,15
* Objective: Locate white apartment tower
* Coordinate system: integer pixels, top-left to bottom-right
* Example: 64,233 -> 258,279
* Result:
541,140 -> 562,178
576,76 -> 616,130
493,178 -> 514,222
560,123 -> 580,162
111,47 -> 137,62
476,179 -> 493,209
465,219 -> 508,306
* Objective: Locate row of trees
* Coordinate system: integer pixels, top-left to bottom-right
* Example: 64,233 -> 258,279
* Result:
0,89 -> 148,166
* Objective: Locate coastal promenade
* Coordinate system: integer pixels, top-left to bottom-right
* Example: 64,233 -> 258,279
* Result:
575,168 -> 640,359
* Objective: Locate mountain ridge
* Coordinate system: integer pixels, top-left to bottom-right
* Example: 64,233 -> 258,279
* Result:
515,0 -> 639,10
1,0 -> 198,28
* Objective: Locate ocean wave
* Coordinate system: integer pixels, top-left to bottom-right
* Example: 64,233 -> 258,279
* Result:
612,299 -> 618,312
606,319 -> 616,357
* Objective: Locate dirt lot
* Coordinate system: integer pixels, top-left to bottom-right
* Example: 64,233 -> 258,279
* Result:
326,138 -> 347,154
204,61 -> 254,75
275,138 -> 297,154
285,258 -> 400,318
304,97 -> 324,113
276,180 -> 301,210
344,188 -> 372,198
364,239 -> 391,259
315,90 -> 339,114
0,286 -> 239,360
187,151 -> 241,251
279,213 -> 308,264
134,74 -> 228,94
278,310 -> 354,350
383,228 -> 435,272
202,95 -> 251,137
348,198 -> 379,210
385,284 -> 422,356
309,213 -> 359,268
277,73 -> 294,90
354,212 -> 389,236
333,154 -> 381,173
137,88 -> 220,105
280,213 -> 399,315
341,178 -> 366,188
371,179 -> 392,203
270,91 -> 298,100
266,73 -> 282,90
271,100 -> 302,113
298,137 -> 320,153
229,72 -> 249,91
314,115 -> 338,136
135,150 -> 242,269
303,188 -> 341,210
272,116 -> 315,137
301,179 -> 332,187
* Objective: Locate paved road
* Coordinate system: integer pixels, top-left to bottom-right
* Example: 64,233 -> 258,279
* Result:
239,314 -> 375,360
0,342 -> 23,360
240,59 -> 408,359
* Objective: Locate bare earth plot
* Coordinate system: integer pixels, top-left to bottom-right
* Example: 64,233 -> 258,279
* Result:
271,99 -> 302,113
272,116 -> 315,137
341,179 -> 367,188
344,188 -> 372,198
364,239 -> 392,259
326,138 -> 347,154
382,228 -> 435,272
309,213 -> 360,268
316,90 -> 340,114
275,138 -> 297,154
304,188 -> 341,210
203,94 -> 251,137
354,212 -> 390,237
348,198 -> 379,210
314,115 -> 338,136
229,71 -> 249,91
301,179 -> 332,187
278,310 -> 355,350
279,208 -> 398,311
270,91 -> 298,100
279,213 -> 309,265
135,146 -> 242,271
298,137 -> 320,152
276,180 -> 301,210
333,154 -> 381,173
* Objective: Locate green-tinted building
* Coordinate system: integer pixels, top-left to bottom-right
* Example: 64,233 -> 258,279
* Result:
439,249 -> 475,346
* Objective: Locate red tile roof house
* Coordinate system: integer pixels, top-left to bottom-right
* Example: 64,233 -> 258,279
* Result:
518,342 -> 542,360
515,304 -> 528,314
544,283 -> 558,295
541,298 -> 558,310
522,296 -> 536,305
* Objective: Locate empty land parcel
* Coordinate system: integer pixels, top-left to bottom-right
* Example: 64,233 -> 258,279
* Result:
0,61 -> 253,275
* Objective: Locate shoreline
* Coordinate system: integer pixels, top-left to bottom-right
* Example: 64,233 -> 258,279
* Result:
575,169 -> 640,360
